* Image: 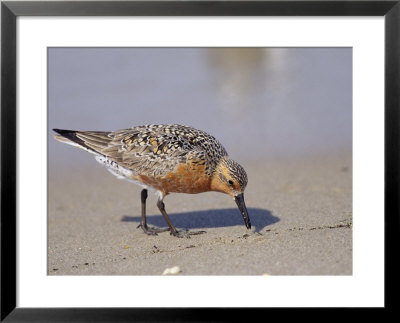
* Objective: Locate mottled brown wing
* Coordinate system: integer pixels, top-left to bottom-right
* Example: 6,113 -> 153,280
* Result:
74,127 -> 188,177
111,124 -> 228,176
73,124 -> 227,177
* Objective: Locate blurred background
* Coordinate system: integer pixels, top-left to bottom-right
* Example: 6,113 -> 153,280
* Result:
48,47 -> 352,168
47,48 -> 353,275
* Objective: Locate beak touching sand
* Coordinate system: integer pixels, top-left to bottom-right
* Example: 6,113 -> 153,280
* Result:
234,193 -> 251,229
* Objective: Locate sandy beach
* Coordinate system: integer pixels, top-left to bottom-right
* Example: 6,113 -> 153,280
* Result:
48,151 -> 352,275
47,48 -> 352,275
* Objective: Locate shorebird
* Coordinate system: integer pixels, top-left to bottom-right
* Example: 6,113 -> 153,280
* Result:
53,124 -> 250,238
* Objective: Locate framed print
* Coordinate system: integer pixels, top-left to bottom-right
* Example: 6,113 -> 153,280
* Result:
1,0 -> 399,321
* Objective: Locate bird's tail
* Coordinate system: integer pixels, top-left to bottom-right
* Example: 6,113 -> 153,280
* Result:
53,128 -> 92,151
53,128 -> 113,156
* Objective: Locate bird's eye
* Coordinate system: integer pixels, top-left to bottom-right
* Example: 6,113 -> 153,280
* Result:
228,180 -> 234,185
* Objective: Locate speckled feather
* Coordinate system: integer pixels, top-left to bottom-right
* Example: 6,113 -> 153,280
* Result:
72,124 -> 228,178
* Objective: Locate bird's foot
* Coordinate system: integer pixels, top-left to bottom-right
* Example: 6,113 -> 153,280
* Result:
137,223 -> 170,236
170,229 -> 207,238
188,230 -> 207,236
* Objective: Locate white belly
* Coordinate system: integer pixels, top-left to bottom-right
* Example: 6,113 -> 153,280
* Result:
94,155 -> 148,188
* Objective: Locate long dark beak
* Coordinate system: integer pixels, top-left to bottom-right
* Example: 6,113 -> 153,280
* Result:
234,193 -> 251,229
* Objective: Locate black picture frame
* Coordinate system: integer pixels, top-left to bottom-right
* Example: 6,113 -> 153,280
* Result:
1,1 -> 398,321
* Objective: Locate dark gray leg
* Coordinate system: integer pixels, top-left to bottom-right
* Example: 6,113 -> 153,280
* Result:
156,198 -> 206,238
137,189 -> 169,235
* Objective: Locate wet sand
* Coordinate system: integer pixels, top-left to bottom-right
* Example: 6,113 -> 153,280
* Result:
48,152 -> 352,275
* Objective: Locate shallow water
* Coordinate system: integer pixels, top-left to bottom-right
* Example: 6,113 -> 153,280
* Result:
48,47 -> 352,167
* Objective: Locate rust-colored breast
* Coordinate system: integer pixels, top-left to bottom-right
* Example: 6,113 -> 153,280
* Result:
133,162 -> 212,195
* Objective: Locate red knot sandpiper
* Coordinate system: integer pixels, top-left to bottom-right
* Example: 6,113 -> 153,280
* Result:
53,124 -> 250,238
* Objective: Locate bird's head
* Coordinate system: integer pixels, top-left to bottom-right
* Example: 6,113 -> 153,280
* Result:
211,157 -> 251,229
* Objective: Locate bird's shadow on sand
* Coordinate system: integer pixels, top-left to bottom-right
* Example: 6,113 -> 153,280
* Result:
121,208 -> 279,232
